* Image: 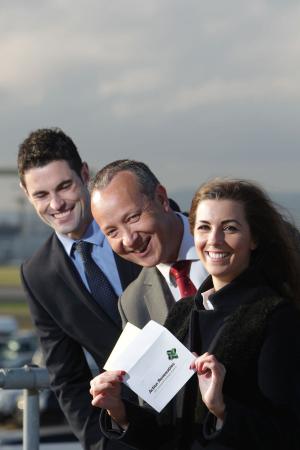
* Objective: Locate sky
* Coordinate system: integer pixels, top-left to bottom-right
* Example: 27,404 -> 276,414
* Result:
1,0 -> 300,213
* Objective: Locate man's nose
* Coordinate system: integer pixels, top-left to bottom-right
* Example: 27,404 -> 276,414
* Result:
122,229 -> 139,248
49,194 -> 64,210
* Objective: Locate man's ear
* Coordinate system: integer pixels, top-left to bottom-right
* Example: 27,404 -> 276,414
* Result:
155,184 -> 170,212
19,181 -> 34,206
19,181 -> 29,197
80,162 -> 90,185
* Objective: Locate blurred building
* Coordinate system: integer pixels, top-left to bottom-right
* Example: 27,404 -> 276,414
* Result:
0,213 -> 50,265
0,169 -> 51,265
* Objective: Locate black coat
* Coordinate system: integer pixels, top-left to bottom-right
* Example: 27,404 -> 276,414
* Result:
101,269 -> 300,450
21,232 -> 141,450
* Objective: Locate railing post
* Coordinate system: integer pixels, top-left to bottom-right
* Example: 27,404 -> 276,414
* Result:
0,366 -> 50,449
23,388 -> 40,450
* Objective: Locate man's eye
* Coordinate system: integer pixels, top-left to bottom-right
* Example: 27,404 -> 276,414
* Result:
34,193 -> 47,199
128,214 -> 140,222
59,182 -> 72,191
107,230 -> 118,238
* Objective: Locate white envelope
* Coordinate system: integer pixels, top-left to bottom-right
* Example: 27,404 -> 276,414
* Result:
104,320 -> 195,412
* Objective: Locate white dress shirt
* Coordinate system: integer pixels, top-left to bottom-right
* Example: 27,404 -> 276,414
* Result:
156,213 -> 207,301
56,220 -> 123,296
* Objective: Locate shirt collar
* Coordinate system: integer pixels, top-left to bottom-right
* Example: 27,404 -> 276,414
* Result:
157,212 -> 198,280
201,287 -> 215,310
56,220 -> 105,257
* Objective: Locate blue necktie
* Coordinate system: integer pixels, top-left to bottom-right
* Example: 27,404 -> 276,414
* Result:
75,241 -> 120,325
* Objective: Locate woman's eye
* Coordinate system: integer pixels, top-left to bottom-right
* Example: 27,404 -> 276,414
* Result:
197,224 -> 210,231
224,225 -> 237,232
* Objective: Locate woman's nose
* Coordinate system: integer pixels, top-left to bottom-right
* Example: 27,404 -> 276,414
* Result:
207,228 -> 224,245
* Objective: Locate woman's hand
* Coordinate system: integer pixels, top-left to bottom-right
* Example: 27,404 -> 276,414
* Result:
90,370 -> 128,428
191,352 -> 226,421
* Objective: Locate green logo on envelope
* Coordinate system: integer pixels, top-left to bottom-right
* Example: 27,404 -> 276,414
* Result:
167,348 -> 178,360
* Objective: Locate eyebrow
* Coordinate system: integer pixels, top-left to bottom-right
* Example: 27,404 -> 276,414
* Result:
197,219 -> 242,226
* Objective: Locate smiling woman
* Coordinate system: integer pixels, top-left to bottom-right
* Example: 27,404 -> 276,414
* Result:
92,177 -> 300,450
189,178 -> 300,300
193,199 -> 257,291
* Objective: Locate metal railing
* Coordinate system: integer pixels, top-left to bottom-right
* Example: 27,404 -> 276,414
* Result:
0,365 -> 50,450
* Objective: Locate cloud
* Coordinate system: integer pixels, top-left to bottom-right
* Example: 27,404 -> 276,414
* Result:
165,77 -> 300,111
1,0 -> 300,194
1,0 -> 299,109
99,69 -> 163,98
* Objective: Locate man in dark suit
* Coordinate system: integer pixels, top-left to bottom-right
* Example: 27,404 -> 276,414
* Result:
90,159 -> 207,330
17,129 -> 141,450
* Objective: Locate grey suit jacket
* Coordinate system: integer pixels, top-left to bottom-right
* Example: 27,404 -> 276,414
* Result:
118,267 -> 176,328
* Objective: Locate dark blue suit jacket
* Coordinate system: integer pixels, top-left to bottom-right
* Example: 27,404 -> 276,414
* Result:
21,232 -> 141,450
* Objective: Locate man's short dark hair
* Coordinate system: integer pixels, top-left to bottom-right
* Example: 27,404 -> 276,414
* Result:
18,127 -> 83,187
90,159 -> 160,199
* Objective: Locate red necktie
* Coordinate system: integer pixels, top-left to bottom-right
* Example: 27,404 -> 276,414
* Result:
170,260 -> 197,299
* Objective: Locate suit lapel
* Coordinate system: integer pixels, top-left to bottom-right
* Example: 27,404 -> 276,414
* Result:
113,252 -> 142,290
142,268 -> 175,324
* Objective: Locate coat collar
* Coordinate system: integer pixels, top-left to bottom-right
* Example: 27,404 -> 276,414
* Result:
195,267 -> 276,313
